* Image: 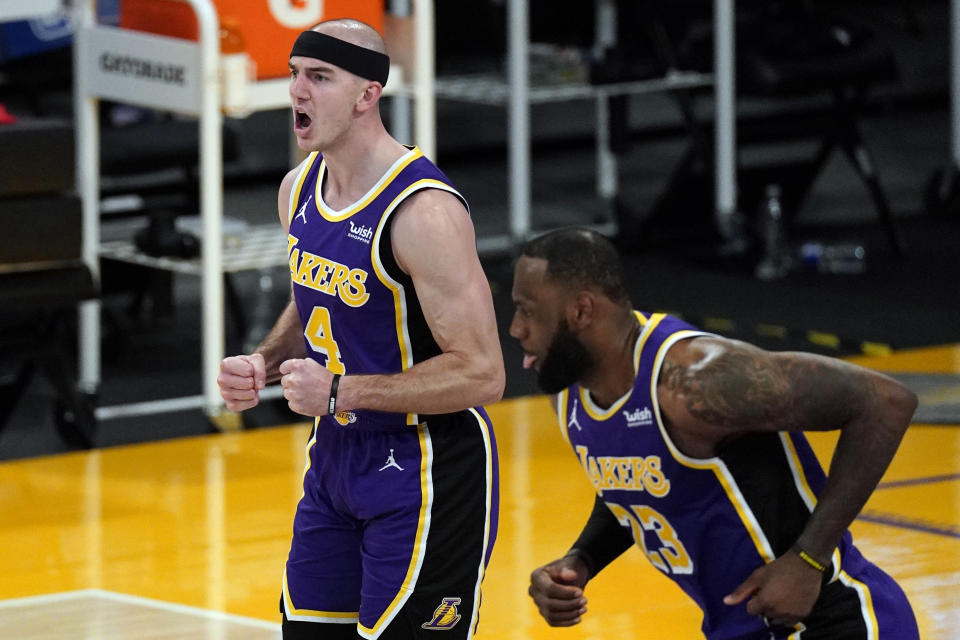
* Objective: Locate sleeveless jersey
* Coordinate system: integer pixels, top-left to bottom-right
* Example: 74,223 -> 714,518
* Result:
558,312 -> 879,639
286,146 -> 467,430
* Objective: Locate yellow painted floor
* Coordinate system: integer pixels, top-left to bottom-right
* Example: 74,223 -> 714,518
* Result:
1,345 -> 959,639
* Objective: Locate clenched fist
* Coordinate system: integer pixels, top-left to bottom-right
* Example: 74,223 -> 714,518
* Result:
529,554 -> 590,627
279,358 -> 336,416
218,353 -> 266,411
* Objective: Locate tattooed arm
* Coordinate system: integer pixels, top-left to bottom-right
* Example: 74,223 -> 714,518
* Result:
657,336 -> 917,626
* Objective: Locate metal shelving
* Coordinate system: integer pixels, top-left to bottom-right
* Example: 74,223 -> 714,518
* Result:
99,224 -> 288,275
435,70 -> 713,106
74,0 -> 436,423
430,0 -> 735,250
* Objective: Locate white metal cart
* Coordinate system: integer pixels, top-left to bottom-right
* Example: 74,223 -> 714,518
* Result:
73,0 -> 436,425
70,0 -> 741,427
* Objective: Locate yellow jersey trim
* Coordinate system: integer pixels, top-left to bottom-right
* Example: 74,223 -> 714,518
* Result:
315,147 -> 423,222
370,178 -> 465,426
557,389 -> 571,447
280,423 -> 362,623
779,432 -> 819,512
778,432 -> 845,583
580,313 -> 666,421
302,420 -> 317,486
838,570 -> 880,639
466,407 -> 496,635
288,152 -> 319,225
281,568 -> 359,623
359,424 -> 433,635
649,330 -> 778,564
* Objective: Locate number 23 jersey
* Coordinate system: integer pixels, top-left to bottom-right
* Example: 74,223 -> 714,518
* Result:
558,312 -> 879,639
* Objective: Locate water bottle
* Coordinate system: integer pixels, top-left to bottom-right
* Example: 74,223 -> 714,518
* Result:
754,185 -> 789,280
799,242 -> 866,274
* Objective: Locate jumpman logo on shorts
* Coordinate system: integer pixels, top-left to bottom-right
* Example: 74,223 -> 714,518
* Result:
568,398 -> 582,432
379,449 -> 404,471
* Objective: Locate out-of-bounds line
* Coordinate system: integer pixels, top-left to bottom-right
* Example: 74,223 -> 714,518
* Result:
877,472 -> 960,489
857,510 -> 960,539
0,588 -> 280,629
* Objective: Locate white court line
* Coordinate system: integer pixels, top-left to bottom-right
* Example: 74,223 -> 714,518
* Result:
0,589 -> 280,630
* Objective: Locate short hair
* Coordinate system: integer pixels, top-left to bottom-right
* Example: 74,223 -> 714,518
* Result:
520,227 -> 630,304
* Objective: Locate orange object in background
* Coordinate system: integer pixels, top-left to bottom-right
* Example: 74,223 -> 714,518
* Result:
119,0 -> 385,79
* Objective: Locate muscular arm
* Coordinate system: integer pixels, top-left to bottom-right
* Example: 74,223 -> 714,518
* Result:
253,296 -> 307,384
217,164 -> 309,410
547,394 -> 633,576
335,189 -> 505,414
250,165 -> 312,381
658,336 -> 918,564
252,165 -> 310,380
527,399 -> 632,627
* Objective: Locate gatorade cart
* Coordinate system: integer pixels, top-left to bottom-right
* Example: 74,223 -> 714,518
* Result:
73,0 -> 435,431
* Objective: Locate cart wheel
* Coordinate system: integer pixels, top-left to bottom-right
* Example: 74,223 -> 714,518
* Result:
53,395 -> 97,449
923,167 -> 960,217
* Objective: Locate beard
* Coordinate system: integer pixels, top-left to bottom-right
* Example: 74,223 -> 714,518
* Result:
536,319 -> 593,394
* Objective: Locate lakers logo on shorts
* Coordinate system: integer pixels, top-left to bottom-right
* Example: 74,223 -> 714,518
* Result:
421,597 -> 461,630
333,410 -> 357,426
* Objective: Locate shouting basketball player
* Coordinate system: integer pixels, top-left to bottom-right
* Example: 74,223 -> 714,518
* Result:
218,18 -> 503,640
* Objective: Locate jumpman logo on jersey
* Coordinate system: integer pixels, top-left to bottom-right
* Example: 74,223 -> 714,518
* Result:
295,194 -> 312,224
568,398 -> 582,431
379,449 -> 404,471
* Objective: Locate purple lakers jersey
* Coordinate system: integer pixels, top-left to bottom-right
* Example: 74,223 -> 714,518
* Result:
287,146 -> 466,429
559,312 -> 884,639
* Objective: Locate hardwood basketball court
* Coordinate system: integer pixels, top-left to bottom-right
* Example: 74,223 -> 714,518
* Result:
2,344 -> 959,638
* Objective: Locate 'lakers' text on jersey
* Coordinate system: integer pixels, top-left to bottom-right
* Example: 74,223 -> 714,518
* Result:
559,312 -> 918,640
282,148 -> 499,639
287,146 -> 466,429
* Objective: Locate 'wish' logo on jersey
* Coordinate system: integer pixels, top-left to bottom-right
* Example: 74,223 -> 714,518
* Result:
347,220 -> 374,244
623,406 -> 653,427
421,597 -> 462,630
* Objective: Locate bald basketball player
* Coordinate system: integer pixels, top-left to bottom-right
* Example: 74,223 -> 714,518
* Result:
217,19 -> 503,640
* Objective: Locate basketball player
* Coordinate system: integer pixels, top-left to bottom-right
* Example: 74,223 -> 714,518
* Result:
511,227 -> 919,639
217,19 -> 504,640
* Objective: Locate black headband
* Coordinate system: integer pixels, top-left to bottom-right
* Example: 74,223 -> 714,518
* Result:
290,31 -> 389,86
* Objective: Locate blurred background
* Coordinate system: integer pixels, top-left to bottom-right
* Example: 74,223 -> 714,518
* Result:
3,2 -> 960,639
1,0 -> 958,459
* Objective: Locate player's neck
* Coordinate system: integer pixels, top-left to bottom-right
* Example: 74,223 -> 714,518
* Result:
581,313 -> 642,409
321,126 -> 408,207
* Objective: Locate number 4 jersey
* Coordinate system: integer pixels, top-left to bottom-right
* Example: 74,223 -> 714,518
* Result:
557,312 -> 918,640
286,146 -> 466,429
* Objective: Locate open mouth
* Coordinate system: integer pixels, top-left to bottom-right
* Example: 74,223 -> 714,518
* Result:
294,110 -> 312,130
523,353 -> 539,370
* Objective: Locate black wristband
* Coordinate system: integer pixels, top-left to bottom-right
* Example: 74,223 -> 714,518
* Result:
328,374 -> 341,415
